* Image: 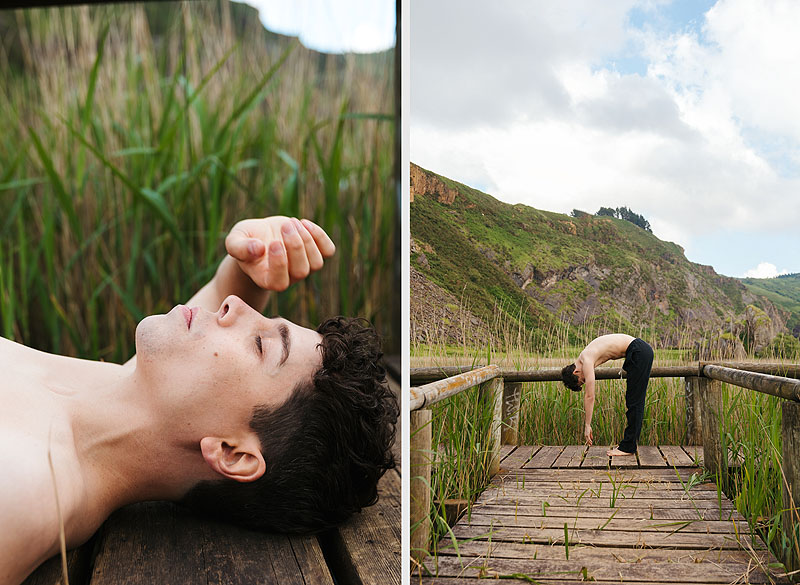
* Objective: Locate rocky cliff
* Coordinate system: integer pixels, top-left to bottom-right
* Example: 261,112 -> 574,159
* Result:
411,163 -> 789,351
410,162 -> 459,204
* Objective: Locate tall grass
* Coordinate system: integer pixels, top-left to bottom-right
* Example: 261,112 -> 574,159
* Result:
0,1 -> 397,362
411,295 -> 800,574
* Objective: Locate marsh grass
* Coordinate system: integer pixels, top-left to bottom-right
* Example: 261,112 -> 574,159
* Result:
0,1 -> 396,361
412,296 -> 800,574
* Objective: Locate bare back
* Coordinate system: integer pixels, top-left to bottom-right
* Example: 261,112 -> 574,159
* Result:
578,334 -> 635,369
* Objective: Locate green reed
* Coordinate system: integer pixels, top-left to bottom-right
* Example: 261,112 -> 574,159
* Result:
0,1 -> 397,362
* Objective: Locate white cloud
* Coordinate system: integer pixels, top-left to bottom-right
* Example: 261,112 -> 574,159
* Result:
411,0 -> 800,273
742,262 -> 790,279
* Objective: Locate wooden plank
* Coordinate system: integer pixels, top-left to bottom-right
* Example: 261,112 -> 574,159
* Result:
465,504 -> 747,522
637,445 -> 666,467
420,579 -> 787,585
89,502 -> 329,585
477,485 -> 728,501
500,445 -> 538,470
428,554 -> 780,583
682,445 -> 704,467
582,445 -> 610,468
449,523 -> 761,549
489,480 -> 720,493
524,445 -> 562,468
330,469 -> 400,585
498,444 -> 515,462
433,542 -> 772,563
553,445 -> 585,468
498,467 -> 701,482
470,496 -> 736,511
418,573 -> 692,585
659,445 -> 695,467
23,546 -> 93,585
451,515 -> 746,534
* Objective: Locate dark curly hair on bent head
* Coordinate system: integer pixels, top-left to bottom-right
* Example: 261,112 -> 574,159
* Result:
561,364 -> 582,392
179,316 -> 398,534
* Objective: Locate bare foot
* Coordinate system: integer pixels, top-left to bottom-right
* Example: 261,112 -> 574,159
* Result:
607,447 -> 634,457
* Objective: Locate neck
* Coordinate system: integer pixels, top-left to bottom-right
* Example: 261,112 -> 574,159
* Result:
61,360 -> 213,520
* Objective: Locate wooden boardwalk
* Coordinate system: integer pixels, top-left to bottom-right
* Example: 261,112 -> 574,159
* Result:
419,444 -> 789,584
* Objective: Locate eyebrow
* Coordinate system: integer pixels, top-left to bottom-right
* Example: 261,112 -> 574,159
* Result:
277,324 -> 290,367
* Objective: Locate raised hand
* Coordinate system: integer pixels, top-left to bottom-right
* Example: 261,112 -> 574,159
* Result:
224,216 -> 335,291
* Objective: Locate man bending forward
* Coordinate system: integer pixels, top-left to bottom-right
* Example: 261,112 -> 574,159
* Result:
561,334 -> 653,456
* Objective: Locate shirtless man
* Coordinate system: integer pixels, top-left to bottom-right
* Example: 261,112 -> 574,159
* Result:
0,215 -> 398,585
561,334 -> 654,457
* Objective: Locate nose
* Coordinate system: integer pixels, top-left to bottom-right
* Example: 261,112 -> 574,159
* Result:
217,295 -> 254,327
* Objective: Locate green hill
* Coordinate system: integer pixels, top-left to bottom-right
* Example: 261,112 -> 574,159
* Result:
741,274 -> 800,336
410,163 -> 789,353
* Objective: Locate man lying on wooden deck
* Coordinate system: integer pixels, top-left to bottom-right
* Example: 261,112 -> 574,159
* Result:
561,334 -> 654,457
0,215 -> 398,585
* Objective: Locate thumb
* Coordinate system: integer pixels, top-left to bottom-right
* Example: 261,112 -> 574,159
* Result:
226,233 -> 265,262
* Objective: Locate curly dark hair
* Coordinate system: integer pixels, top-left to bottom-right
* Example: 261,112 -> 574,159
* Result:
561,363 -> 582,392
179,316 -> 398,533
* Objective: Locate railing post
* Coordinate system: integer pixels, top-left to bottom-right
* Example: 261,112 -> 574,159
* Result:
410,409 -> 432,563
501,381 -> 522,445
480,377 -> 503,476
684,376 -> 702,445
782,400 -> 800,571
699,376 -> 726,481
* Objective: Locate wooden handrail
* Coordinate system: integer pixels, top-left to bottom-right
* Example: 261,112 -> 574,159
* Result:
410,362 -> 800,385
409,365 -> 500,411
703,364 -> 800,402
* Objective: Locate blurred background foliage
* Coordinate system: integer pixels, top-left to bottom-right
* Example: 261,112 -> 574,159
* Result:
0,0 -> 398,362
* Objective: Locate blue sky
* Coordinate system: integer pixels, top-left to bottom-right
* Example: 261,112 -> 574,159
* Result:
234,0 -> 395,54
411,0 -> 800,278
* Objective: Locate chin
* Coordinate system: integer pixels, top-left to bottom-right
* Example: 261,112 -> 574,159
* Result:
134,313 -> 172,361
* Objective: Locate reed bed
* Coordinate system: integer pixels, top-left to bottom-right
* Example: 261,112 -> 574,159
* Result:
0,1 -> 397,362
411,296 -> 800,574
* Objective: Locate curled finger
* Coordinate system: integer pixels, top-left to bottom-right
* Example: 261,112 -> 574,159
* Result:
300,218 -> 335,258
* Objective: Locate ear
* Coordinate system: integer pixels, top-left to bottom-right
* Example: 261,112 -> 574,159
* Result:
200,435 -> 266,483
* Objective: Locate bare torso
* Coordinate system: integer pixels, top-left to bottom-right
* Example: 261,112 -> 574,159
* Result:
577,333 -> 635,369
0,337 -> 123,585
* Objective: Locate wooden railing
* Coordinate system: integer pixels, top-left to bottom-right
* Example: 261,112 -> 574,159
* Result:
409,362 -> 800,562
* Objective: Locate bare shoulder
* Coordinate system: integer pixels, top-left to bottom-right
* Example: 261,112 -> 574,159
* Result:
0,440 -> 61,585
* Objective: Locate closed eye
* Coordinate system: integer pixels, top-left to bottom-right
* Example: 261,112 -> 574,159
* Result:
255,335 -> 263,354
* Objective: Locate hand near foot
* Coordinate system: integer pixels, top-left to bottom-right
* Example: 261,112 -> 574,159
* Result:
607,447 -> 634,457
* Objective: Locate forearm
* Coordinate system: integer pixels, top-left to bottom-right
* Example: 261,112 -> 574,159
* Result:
187,255 -> 269,313
583,386 -> 596,429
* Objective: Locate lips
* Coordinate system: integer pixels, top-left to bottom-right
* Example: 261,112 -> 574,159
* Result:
180,306 -> 192,329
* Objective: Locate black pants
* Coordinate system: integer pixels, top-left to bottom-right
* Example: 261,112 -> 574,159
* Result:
618,338 -> 653,453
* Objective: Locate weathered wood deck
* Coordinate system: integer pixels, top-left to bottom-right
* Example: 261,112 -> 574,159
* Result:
23,359 -> 401,585
418,444 -> 789,584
